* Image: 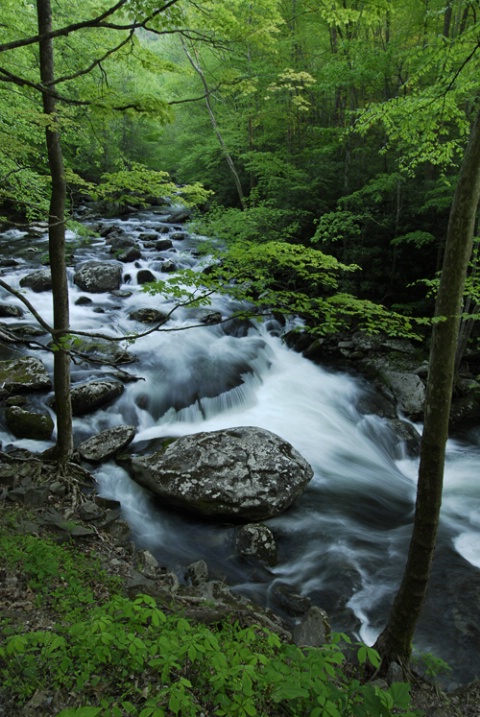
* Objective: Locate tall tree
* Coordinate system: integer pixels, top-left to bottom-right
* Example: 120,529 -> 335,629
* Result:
374,107 -> 480,669
37,0 -> 72,466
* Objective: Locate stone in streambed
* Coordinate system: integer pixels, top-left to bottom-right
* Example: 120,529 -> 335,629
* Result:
5,406 -> 54,440
73,261 -> 123,293
50,380 -> 124,416
0,357 -> 51,392
127,426 -> 313,522
77,425 -> 136,463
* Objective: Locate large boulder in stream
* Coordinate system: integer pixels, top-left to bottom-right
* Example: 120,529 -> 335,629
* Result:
73,261 -> 123,293
77,425 -> 136,462
0,357 -> 51,392
52,380 -> 124,416
127,426 -> 313,521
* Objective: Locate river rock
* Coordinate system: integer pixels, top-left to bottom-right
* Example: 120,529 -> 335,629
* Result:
73,338 -> 136,365
73,261 -> 123,293
128,308 -> 168,324
0,303 -> 23,318
155,238 -> 173,251
386,418 -> 422,457
292,606 -> 331,647
235,523 -> 277,565
67,380 -> 124,416
5,406 -> 54,440
0,357 -> 51,392
380,370 -> 426,418
127,426 -> 313,521
76,424 -> 136,462
136,269 -> 156,284
19,269 -> 52,292
109,236 -> 142,262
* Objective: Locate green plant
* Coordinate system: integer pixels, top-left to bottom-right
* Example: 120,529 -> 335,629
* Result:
412,650 -> 452,681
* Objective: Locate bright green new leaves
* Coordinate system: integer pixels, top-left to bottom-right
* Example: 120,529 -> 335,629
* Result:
91,162 -> 212,207
144,235 -> 418,338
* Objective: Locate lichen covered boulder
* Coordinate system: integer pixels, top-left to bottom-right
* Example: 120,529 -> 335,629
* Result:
77,425 -> 136,462
0,357 -> 51,392
128,426 -> 313,521
73,261 -> 123,293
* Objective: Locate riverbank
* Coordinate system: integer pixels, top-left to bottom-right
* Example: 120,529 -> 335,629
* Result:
1,453 -> 480,717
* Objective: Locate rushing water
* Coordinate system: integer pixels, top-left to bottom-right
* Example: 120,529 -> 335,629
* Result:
0,209 -> 479,685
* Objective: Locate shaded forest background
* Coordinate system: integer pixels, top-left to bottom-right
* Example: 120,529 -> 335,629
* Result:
1,0 -> 479,333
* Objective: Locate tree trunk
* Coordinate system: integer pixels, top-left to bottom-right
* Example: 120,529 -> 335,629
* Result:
37,0 -> 73,466
182,41 -> 247,210
374,109 -> 480,668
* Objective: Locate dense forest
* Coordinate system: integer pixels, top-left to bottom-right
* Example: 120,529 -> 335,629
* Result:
1,2 -> 480,715
1,0 -> 479,329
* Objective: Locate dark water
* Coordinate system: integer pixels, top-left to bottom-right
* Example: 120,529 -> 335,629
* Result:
0,210 -> 479,686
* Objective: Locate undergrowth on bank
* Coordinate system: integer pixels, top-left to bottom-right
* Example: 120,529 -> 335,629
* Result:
0,518 -> 422,717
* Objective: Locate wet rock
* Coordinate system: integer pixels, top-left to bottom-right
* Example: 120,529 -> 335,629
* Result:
449,394 -> 480,430
272,585 -> 311,616
380,370 -> 426,418
19,269 -> 52,293
64,380 -> 124,416
73,337 -> 135,365
186,308 -> 223,325
128,308 -> 168,324
0,357 -> 51,392
387,418 -> 422,457
0,304 -> 23,318
185,559 -> 209,586
76,424 -> 136,462
110,289 -> 133,298
109,236 -> 142,262
235,523 -> 277,565
5,406 -> 54,440
136,269 -> 156,284
127,426 -> 314,521
165,207 -> 191,224
74,261 -> 123,293
18,325 -> 48,340
169,230 -> 188,241
155,238 -> 173,251
292,606 -> 331,647
160,259 -> 177,272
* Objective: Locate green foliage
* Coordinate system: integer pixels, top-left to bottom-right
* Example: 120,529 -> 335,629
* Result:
390,231 -> 436,249
143,234 -> 420,339
91,162 -> 212,208
192,202 -> 302,244
0,518 -> 419,717
411,651 -> 452,681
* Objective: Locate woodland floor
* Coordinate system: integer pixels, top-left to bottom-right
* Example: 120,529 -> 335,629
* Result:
0,457 -> 479,717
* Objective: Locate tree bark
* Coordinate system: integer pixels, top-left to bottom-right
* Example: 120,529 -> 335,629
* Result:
37,0 -> 73,465
374,109 -> 480,667
182,40 -> 247,210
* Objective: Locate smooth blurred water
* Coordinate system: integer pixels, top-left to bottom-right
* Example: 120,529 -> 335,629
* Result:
0,210 -> 478,685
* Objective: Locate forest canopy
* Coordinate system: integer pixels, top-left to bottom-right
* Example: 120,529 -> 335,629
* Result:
0,0 -> 479,324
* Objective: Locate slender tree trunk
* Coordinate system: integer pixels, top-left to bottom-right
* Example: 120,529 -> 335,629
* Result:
37,0 -> 73,466
374,109 -> 480,668
182,41 -> 246,210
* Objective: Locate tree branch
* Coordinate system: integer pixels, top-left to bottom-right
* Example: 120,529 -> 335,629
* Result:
0,278 -> 54,334
0,0 -> 183,54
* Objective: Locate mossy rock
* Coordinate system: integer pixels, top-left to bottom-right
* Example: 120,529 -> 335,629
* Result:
5,406 -> 54,440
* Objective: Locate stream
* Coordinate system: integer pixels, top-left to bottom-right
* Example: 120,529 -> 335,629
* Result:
0,207 -> 479,686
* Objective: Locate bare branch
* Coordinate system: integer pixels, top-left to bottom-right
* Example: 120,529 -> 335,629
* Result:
0,278 -> 54,334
